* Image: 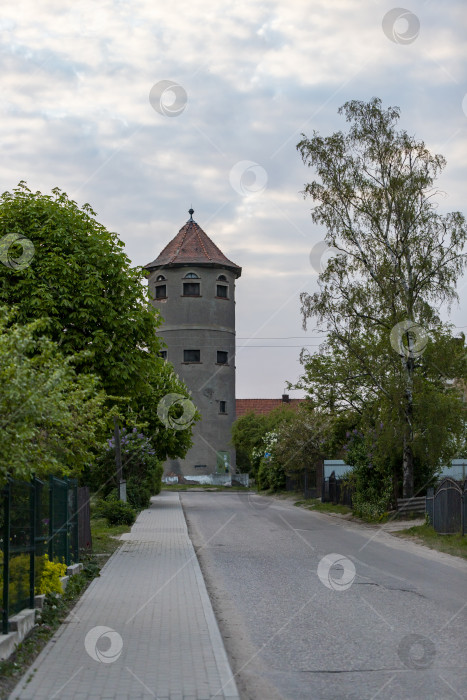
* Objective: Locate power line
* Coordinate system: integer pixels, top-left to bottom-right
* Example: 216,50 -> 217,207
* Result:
236,345 -> 321,348
236,336 -> 323,339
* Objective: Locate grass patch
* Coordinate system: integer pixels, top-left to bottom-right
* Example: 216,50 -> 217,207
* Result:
393,523 -> 467,560
90,517 -> 131,557
294,498 -> 352,516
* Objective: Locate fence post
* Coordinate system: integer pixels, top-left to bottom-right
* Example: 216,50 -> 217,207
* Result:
463,480 -> 467,537
73,482 -> 79,561
48,475 -> 54,560
29,477 -> 36,609
329,473 -> 336,504
68,479 -> 79,564
426,487 -> 434,526
64,477 -> 70,566
2,481 -> 11,634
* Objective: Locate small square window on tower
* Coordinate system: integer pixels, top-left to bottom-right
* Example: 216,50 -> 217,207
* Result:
155,284 -> 167,299
184,349 -> 201,363
217,351 -> 228,365
219,401 -> 227,414
159,350 -> 167,360
216,284 -> 228,298
183,282 -> 200,296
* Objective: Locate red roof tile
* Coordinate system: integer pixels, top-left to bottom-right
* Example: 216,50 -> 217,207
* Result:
236,398 -> 305,418
145,216 -> 241,277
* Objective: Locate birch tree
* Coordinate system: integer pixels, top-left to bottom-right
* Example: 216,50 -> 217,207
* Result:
297,98 -> 467,498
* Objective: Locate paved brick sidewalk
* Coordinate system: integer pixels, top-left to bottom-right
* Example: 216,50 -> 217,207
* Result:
11,492 -> 240,700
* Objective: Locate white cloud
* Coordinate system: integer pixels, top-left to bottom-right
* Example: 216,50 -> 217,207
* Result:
0,0 -> 465,396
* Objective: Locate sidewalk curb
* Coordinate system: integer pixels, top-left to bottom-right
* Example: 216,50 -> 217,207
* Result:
179,493 -> 240,699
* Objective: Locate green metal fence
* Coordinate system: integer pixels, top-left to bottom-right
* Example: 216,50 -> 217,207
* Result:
1,476 -> 79,634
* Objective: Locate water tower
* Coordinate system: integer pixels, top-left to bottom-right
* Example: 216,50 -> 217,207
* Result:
145,210 -> 242,477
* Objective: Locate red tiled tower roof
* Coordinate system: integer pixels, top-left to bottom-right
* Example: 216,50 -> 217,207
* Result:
145,211 -> 241,277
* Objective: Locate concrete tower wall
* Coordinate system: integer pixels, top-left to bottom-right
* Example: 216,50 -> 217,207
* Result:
148,264 -> 237,476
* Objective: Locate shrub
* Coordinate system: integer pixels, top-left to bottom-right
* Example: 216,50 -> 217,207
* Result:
37,554 -> 67,595
100,496 -> 136,526
88,427 -> 164,501
126,477 -> 151,510
256,458 -> 270,490
345,430 -> 392,520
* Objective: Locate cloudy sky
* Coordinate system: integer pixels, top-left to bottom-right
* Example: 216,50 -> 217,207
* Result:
1,0 -> 466,397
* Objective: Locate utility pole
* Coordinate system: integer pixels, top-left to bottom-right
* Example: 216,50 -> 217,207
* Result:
114,417 -> 127,502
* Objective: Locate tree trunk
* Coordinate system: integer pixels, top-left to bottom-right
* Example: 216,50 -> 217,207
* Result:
402,350 -> 415,498
402,431 -> 414,498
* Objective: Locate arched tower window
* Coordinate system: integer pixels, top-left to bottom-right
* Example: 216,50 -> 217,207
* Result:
216,274 -> 229,299
155,273 -> 167,299
183,271 -> 201,296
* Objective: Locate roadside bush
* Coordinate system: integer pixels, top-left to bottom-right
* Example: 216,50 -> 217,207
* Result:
253,430 -> 287,492
126,477 -> 151,510
345,430 -> 392,520
0,552 -> 68,601
231,407 -> 296,477
256,458 -> 270,490
88,427 -> 163,506
256,456 -> 286,491
100,496 -> 136,526
37,555 -> 67,595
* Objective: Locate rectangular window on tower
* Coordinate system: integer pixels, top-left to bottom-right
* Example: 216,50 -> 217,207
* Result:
217,351 -> 228,365
216,284 -> 228,298
183,282 -> 200,296
219,401 -> 227,414
155,284 -> 167,299
183,349 -> 201,363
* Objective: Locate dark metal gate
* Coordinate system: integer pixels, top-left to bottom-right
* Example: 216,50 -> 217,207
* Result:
426,477 -> 462,534
77,486 -> 92,551
49,476 -> 79,564
2,475 -> 80,634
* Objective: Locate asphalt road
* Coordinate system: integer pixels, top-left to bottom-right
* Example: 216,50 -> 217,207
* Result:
181,491 -> 467,700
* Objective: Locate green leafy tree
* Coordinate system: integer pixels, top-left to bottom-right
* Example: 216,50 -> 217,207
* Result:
0,308 -> 106,482
88,428 -> 163,509
0,182 -> 161,398
231,407 -> 296,477
255,431 -> 281,490
231,412 -> 269,473
296,98 -> 467,497
344,428 -> 393,521
135,358 -> 199,462
273,406 -> 333,484
0,183 -> 198,461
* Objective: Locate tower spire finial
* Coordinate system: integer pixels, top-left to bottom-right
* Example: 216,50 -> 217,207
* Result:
188,207 -> 194,221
